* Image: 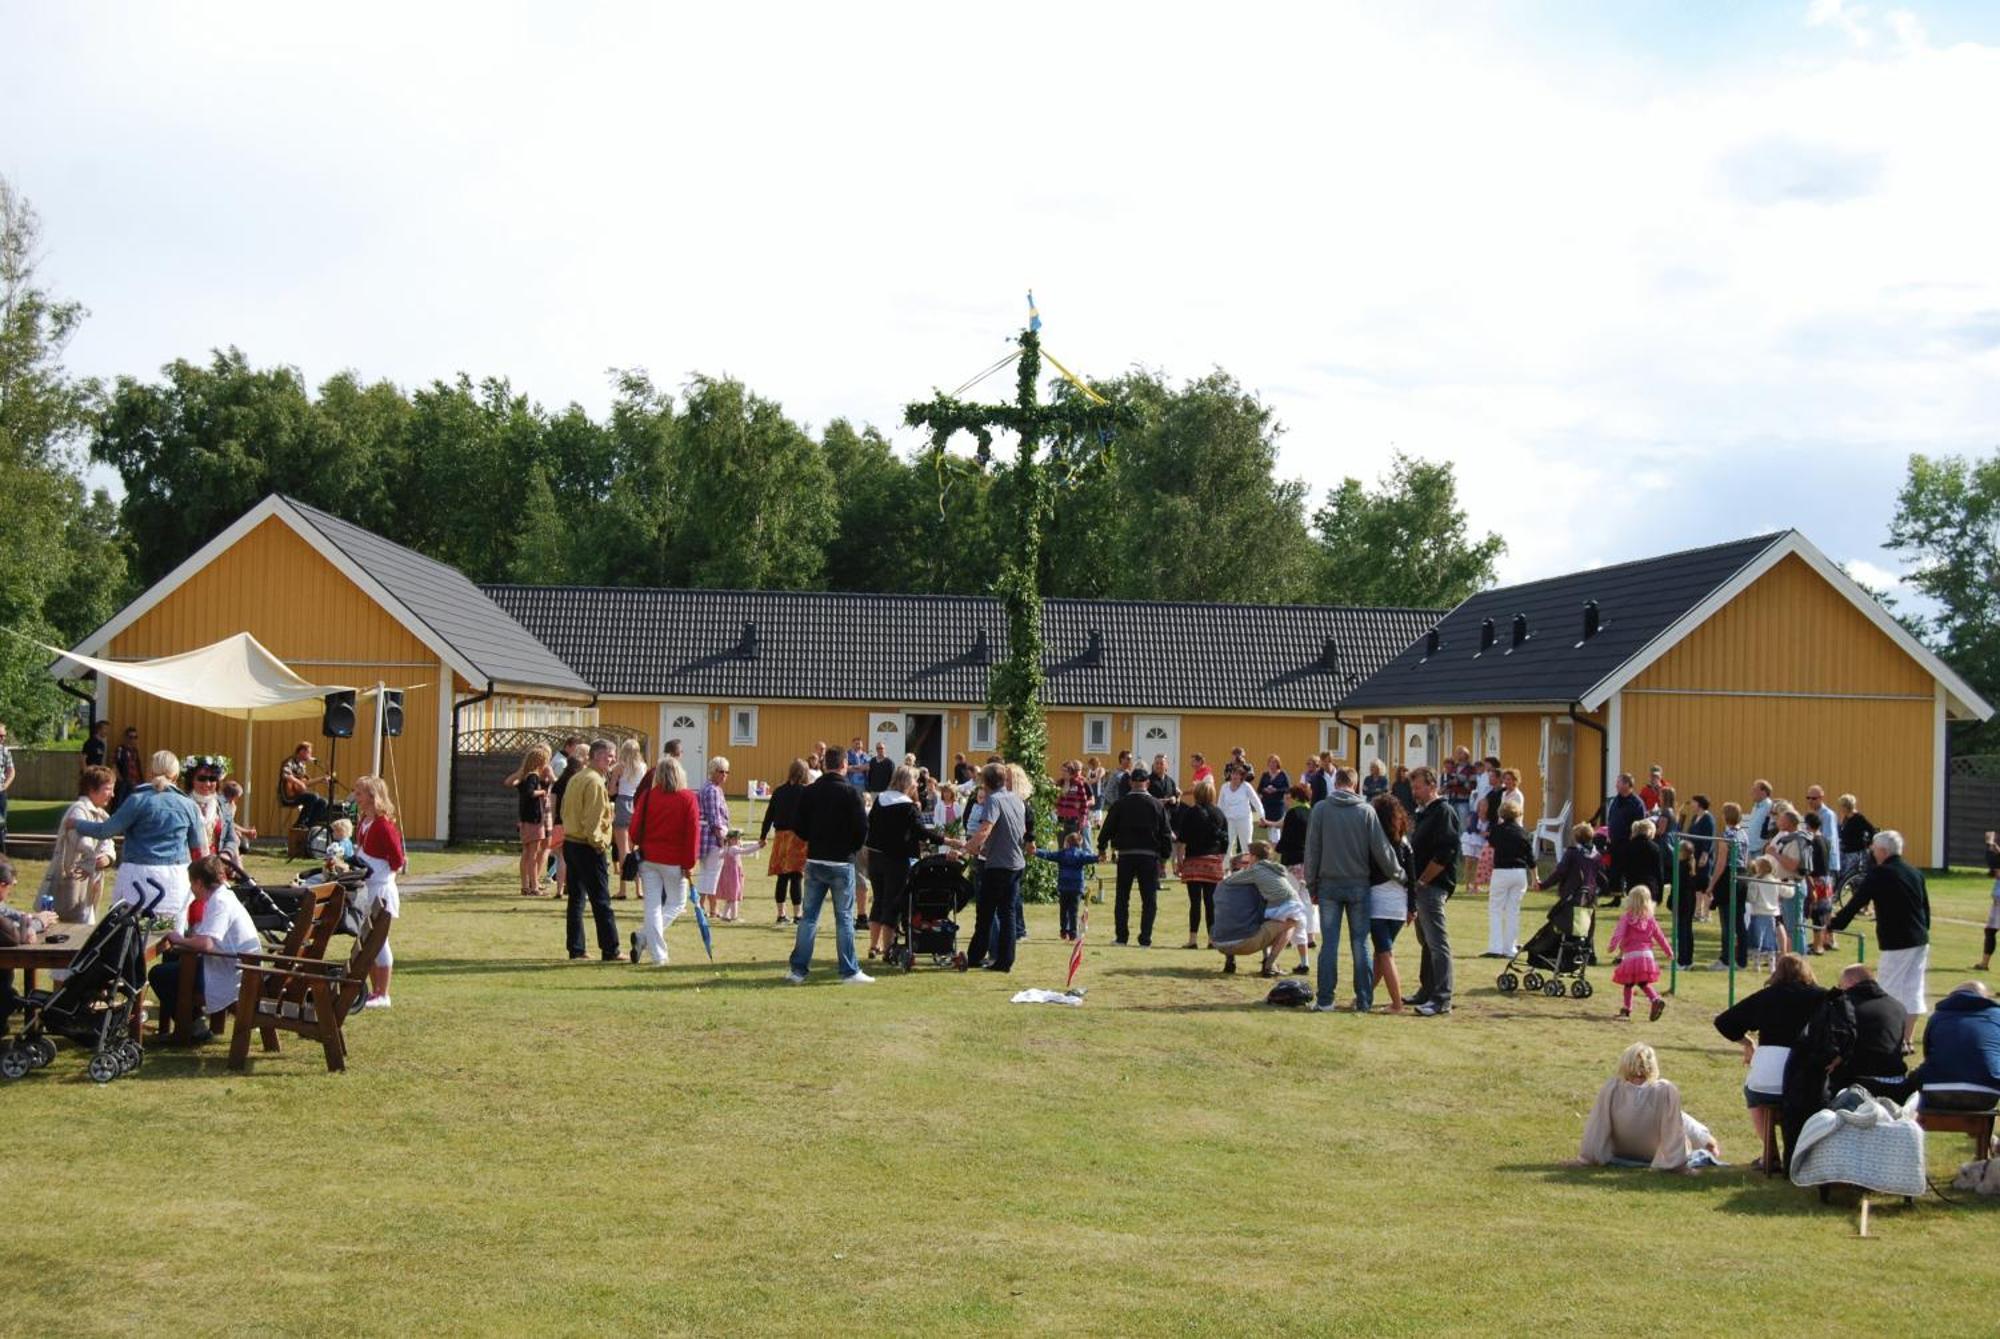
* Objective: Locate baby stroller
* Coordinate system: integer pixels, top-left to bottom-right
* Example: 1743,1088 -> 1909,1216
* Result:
211,854 -> 312,947
886,852 -> 974,971
1496,897 -> 1597,1000
0,895 -> 155,1084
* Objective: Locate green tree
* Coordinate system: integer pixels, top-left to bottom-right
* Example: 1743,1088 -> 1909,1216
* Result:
1889,449 -> 2000,752
0,177 -> 128,738
1310,452 -> 1503,608
1062,369 -> 1314,603
594,370 -> 679,586
92,349 -> 319,584
665,377 -> 834,590
395,375 -> 554,582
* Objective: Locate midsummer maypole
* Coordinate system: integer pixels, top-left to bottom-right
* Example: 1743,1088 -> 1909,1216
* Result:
904,295 -> 1127,896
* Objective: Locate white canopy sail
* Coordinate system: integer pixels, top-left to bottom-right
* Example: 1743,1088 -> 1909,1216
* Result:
46,631 -> 350,720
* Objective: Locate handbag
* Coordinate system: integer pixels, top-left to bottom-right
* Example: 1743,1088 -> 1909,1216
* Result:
620,790 -> 652,883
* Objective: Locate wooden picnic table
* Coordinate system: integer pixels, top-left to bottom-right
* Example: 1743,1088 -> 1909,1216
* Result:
0,922 -> 163,1044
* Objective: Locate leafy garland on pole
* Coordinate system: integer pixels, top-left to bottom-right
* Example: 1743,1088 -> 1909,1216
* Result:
905,319 -> 1128,899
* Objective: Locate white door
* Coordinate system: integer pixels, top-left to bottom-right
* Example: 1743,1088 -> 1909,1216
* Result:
1356,721 -> 1386,769
1133,715 -> 1181,779
661,704 -> 708,780
1402,721 -> 1429,770
868,711 -> 904,760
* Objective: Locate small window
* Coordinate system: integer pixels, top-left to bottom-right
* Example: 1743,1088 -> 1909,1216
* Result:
729,706 -> 758,747
970,712 -> 996,751
1084,714 -> 1111,754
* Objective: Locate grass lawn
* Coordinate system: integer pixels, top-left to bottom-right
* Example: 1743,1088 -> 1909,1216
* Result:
2,855 -> 1996,1336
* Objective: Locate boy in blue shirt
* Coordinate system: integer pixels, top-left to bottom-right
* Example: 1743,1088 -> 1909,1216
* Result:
1035,830 -> 1099,942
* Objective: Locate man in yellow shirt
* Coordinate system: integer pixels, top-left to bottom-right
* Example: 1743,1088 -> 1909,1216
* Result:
560,739 -> 622,961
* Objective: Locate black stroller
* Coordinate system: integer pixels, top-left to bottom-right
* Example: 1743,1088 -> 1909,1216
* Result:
885,852 -> 974,971
1,895 -> 156,1084
1496,897 -> 1597,1000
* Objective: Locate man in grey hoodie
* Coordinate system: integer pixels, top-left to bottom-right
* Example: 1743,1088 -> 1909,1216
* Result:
1304,766 -> 1400,1012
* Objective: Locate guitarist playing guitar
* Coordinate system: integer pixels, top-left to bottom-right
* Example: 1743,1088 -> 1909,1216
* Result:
276,740 -> 338,827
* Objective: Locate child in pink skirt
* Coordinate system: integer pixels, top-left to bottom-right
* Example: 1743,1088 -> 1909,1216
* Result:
713,829 -> 762,922
1607,885 -> 1671,1022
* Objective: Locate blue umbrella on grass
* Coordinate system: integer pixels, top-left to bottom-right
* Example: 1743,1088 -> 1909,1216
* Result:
688,894 -> 715,961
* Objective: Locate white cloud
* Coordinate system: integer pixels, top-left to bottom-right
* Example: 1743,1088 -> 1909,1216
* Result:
2,2 -> 1996,588
1843,557 -> 1906,593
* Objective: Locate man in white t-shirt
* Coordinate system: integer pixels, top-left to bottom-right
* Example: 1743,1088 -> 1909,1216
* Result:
148,856 -> 261,1044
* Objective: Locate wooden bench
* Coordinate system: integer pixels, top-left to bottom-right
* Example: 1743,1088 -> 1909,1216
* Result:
228,901 -> 391,1074
1,833 -> 58,862
1917,1106 -> 1998,1158
166,881 -> 347,1045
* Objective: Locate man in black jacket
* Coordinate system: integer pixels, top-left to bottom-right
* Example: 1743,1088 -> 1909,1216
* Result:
1406,766 -> 1462,1017
1604,772 -> 1646,893
1145,755 -> 1180,802
866,742 -> 896,796
1099,768 -> 1173,946
1830,963 -> 1910,1099
786,751 -> 872,984
1830,830 -> 1929,1046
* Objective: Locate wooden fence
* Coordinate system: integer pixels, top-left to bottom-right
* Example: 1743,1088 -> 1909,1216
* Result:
3,750 -> 92,801
1947,754 -> 2000,868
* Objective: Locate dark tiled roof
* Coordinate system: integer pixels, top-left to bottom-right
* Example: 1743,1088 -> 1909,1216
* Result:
284,498 -> 593,696
1039,599 -> 1438,711
483,586 -> 1441,713
1339,532 -> 1791,710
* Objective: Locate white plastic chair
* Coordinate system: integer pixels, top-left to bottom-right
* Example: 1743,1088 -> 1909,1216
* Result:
1533,801 -> 1572,862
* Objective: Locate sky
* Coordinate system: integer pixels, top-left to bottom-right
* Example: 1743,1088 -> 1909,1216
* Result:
3,0 -> 1998,594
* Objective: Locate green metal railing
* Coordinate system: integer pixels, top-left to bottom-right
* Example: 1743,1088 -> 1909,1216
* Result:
1668,831 -> 1865,1005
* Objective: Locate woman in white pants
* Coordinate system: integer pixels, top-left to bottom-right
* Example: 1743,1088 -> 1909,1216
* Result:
1485,799 -> 1536,957
1217,767 -> 1262,860
69,751 -> 203,933
628,756 -> 699,965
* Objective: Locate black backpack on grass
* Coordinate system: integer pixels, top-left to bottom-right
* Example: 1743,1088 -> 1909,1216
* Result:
1265,979 -> 1312,1008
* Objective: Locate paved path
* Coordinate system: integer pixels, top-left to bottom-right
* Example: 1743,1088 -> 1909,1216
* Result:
402,853 -> 515,893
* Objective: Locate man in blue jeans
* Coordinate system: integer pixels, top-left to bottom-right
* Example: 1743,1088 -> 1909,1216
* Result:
786,750 -> 874,984
963,762 -> 1029,972
1303,766 -> 1400,1013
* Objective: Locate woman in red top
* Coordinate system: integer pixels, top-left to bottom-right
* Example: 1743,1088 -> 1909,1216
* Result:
627,755 -> 700,965
352,775 -> 407,1008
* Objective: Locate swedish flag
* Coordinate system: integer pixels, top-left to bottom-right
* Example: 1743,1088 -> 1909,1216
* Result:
1027,290 -> 1041,333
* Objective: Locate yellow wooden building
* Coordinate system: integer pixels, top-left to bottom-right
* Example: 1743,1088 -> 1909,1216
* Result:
62,496 -> 594,841
484,587 -> 1437,799
63,500 -> 1987,863
1337,531 -> 1991,866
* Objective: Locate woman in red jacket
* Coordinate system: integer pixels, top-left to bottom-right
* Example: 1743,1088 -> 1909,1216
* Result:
628,755 -> 700,965
352,775 -> 407,1008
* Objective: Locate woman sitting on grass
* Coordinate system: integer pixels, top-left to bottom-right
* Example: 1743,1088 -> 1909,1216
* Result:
1576,1041 -> 1718,1172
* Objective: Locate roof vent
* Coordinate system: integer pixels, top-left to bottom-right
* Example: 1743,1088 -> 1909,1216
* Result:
1319,638 -> 1340,672
1509,613 -> 1529,651
1577,600 -> 1602,648
1478,617 -> 1496,654
738,621 -> 759,659
1085,628 -> 1105,665
1423,627 -> 1441,659
969,629 -> 990,665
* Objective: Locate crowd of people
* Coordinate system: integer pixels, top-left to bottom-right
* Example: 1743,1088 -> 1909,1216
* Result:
495,737 -> 1956,1032
0,723 -> 406,1036
3,712 -> 1996,1191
